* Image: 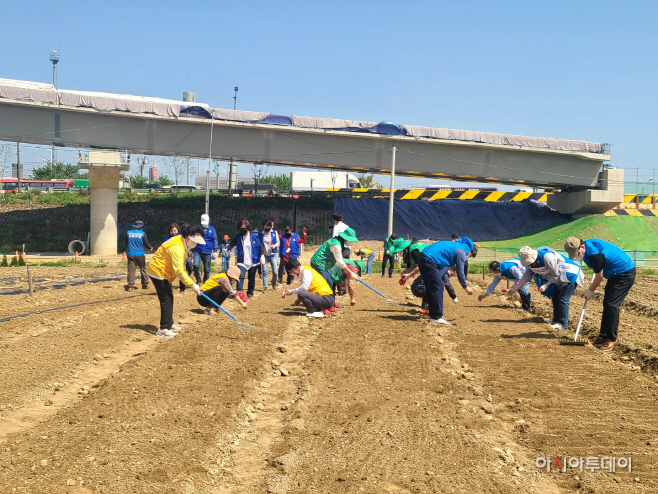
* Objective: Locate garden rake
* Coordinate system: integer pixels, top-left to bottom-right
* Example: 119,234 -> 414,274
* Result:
559,299 -> 588,346
358,279 -> 400,305
199,292 -> 258,333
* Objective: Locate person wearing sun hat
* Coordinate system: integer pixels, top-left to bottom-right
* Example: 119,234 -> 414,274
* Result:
508,245 -> 583,331
310,227 -> 359,290
146,223 -> 206,338
327,259 -> 365,308
564,237 -> 635,352
196,266 -> 248,315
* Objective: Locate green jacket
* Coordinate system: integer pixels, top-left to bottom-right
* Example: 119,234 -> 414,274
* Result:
311,238 -> 341,269
384,237 -> 395,256
408,242 -> 428,266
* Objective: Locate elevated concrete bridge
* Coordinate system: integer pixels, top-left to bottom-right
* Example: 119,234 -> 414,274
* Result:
0,78 -> 621,253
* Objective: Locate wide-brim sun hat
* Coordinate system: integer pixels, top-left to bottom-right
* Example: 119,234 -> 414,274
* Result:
188,234 -> 206,245
519,246 -> 538,267
391,238 -> 411,254
564,237 -> 581,259
355,260 -> 366,274
226,266 -> 241,282
338,227 -> 358,242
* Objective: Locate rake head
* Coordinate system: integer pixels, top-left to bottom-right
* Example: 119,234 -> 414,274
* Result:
385,297 -> 401,305
559,337 -> 588,346
236,321 -> 259,333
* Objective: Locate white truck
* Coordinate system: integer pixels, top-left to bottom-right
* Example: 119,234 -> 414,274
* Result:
290,171 -> 362,191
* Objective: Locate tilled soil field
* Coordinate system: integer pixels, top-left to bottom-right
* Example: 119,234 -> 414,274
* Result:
1,262 -> 657,493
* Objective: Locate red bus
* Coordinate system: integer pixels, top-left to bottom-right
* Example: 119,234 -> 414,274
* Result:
0,178 -> 76,192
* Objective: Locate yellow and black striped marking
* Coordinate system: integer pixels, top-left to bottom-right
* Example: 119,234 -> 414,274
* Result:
342,188 -> 550,202
607,209 -> 658,217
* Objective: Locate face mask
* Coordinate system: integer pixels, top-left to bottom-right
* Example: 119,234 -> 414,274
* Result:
576,253 -> 584,262
240,228 -> 248,235
264,228 -> 271,233
186,239 -> 197,250
286,233 -> 292,238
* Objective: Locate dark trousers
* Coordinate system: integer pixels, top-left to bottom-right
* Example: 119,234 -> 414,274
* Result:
297,291 -> 335,312
418,256 -> 448,320
197,285 -> 229,308
600,268 -> 636,341
464,260 -> 469,277
237,265 -> 258,296
551,282 -> 576,328
179,261 -> 193,292
279,257 -> 295,285
411,275 -> 428,307
311,262 -> 333,289
127,255 -> 148,288
382,254 -> 394,277
193,252 -> 212,284
150,276 -> 174,330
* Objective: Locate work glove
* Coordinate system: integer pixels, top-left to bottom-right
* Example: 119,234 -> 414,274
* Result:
211,252 -> 217,260
234,291 -> 248,303
501,288 -> 508,293
260,255 -> 265,266
281,290 -> 288,299
348,269 -> 358,280
191,284 -> 201,296
303,228 -> 308,235
538,284 -> 549,293
584,289 -> 595,300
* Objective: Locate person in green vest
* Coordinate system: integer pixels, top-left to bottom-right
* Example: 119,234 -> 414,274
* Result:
382,234 -> 398,278
326,259 -> 364,306
310,228 -> 359,289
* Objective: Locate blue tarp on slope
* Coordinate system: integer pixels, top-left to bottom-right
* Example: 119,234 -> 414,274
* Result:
334,198 -> 568,241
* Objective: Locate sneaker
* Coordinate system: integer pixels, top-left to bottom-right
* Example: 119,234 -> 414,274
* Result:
264,287 -> 270,293
421,302 -> 429,310
178,290 -> 185,296
204,307 -> 215,316
333,303 -> 342,309
600,340 -> 616,352
306,312 -> 325,318
328,306 -> 336,313
141,285 -> 150,290
550,322 -> 565,330
170,324 -> 182,332
127,286 -> 136,292
544,318 -> 553,325
430,318 -> 451,325
453,298 -> 459,304
156,328 -> 176,338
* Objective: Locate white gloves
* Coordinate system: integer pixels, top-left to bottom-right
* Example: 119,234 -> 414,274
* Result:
260,255 -> 265,265
538,284 -> 549,293
191,284 -> 201,296
585,289 -> 595,300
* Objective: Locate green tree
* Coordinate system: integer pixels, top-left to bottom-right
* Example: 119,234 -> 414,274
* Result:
131,175 -> 149,188
1,254 -> 8,267
10,255 -> 18,267
157,176 -> 173,186
18,254 -> 26,266
261,173 -> 291,191
356,173 -> 376,188
31,162 -> 89,180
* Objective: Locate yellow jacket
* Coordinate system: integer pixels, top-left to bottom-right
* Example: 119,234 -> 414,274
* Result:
201,272 -> 230,292
301,266 -> 333,296
146,235 -> 195,286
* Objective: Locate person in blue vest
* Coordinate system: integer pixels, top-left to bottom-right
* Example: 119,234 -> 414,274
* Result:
192,214 -> 219,285
125,220 -> 153,291
416,237 -> 478,325
278,226 -> 307,285
221,234 -> 232,271
564,237 -> 636,352
227,218 -> 260,298
478,258 -> 531,311
508,246 -> 584,330
451,234 -> 469,276
259,218 -> 280,292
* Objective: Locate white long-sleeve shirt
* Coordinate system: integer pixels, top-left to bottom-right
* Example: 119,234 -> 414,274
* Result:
329,244 -> 348,270
287,266 -> 314,295
261,230 -> 280,256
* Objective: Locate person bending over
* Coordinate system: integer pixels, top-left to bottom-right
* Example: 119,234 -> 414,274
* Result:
282,259 -> 335,318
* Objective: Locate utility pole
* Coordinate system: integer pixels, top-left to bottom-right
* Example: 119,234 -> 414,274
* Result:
205,168 -> 210,216
387,146 -> 397,237
137,156 -> 148,177
228,86 -> 238,196
16,143 -> 21,191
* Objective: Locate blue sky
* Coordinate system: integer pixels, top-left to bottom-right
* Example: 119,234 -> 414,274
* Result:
2,1 -> 658,189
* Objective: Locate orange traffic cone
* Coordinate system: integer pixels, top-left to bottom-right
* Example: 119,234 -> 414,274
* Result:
75,251 -> 80,262
14,250 -> 19,261
122,251 -> 127,262
378,249 -> 383,261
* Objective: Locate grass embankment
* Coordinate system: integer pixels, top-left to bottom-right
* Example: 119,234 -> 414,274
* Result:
481,216 -> 658,252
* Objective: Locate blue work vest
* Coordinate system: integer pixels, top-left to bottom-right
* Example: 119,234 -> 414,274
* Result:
500,258 -> 523,280
126,229 -> 146,256
279,234 -> 300,259
234,233 -> 260,264
421,241 -> 468,269
258,229 -> 279,254
193,226 -> 217,254
583,239 -> 634,279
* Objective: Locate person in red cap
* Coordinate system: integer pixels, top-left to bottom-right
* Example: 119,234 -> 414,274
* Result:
221,234 -> 232,271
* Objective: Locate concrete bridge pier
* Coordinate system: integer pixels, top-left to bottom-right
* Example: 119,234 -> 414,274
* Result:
547,167 -> 624,217
78,151 -> 129,256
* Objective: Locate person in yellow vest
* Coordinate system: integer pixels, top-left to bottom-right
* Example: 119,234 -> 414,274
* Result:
281,259 -> 335,318
146,223 -> 206,338
197,267 -> 248,315
355,247 -> 375,275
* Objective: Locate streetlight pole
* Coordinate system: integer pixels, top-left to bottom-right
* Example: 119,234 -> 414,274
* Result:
387,146 -> 397,237
49,50 -> 60,165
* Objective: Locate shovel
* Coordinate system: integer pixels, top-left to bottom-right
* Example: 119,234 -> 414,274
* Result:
559,299 -> 588,346
199,292 -> 258,333
358,279 -> 400,304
